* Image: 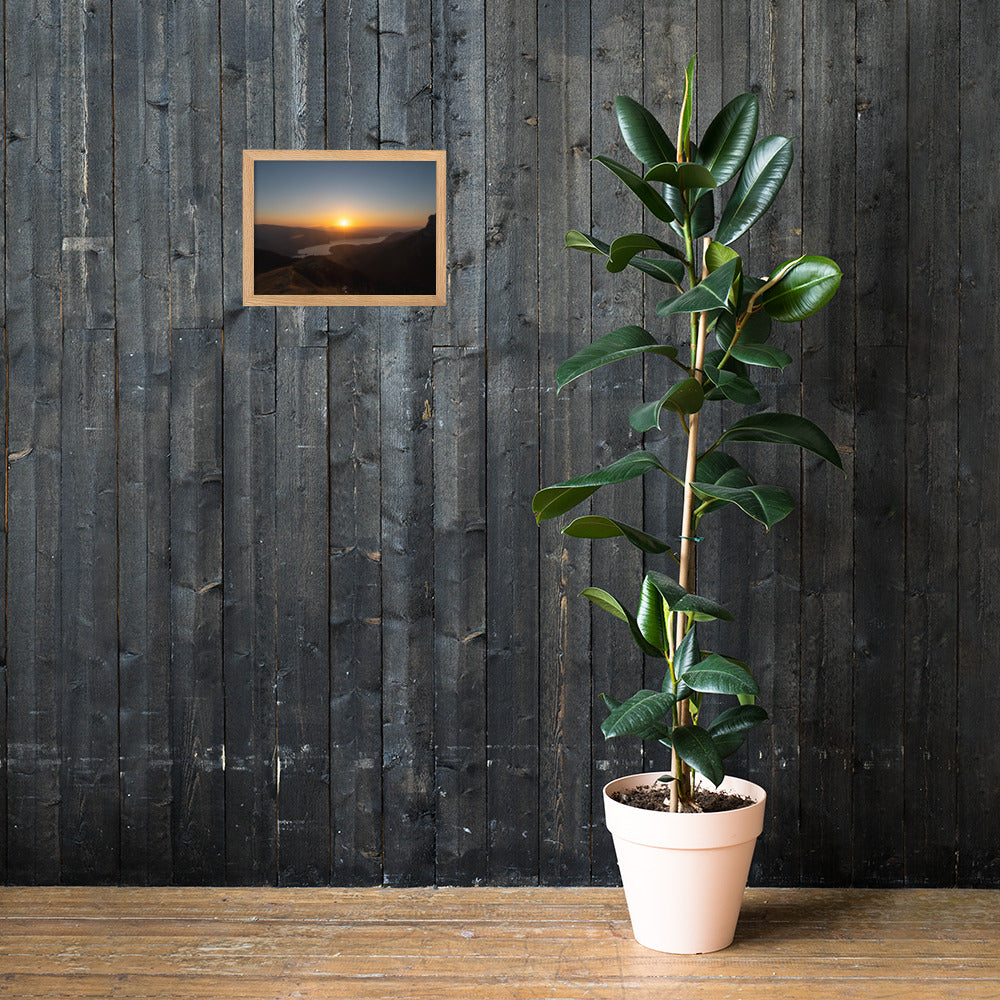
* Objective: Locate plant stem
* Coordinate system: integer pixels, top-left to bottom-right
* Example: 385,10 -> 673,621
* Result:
670,238 -> 711,813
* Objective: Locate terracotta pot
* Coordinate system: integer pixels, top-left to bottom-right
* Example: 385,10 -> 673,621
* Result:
603,771 -> 766,954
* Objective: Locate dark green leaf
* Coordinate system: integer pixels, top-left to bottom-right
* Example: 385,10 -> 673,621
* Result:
697,93 -> 759,185
644,161 -> 717,189
729,343 -> 793,369
645,570 -> 735,622
602,689 -> 675,739
565,230 -> 611,255
556,326 -> 678,391
671,724 -> 724,787
657,258 -> 740,316
672,624 -> 700,699
683,654 -> 760,696
607,233 -> 679,273
690,190 -> 716,239
637,576 -> 670,654
716,135 -> 794,245
678,55 -> 696,162
695,449 -> 744,485
615,95 -> 676,166
760,255 -> 843,321
702,364 -> 761,405
707,703 -> 769,738
690,481 -> 795,530
712,731 -> 744,759
719,412 -> 844,469
583,588 -> 665,658
533,451 -> 667,521
627,255 -> 686,286
562,515 -> 673,555
629,378 -> 705,432
715,308 -> 771,350
592,155 -> 675,224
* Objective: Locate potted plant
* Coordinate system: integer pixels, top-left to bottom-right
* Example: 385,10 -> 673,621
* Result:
532,56 -> 843,953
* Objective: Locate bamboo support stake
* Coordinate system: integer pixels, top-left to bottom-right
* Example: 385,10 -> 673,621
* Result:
669,239 -> 711,812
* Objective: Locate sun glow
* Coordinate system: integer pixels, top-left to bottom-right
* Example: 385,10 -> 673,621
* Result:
337,218 -> 352,228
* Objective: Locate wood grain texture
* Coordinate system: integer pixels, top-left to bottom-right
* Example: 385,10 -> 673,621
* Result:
326,0 -> 384,888
169,329 -> 225,883
4,0 -> 64,885
1,887 -> 998,1000
114,0 -> 174,887
957,0 -> 1000,889
904,0 -> 960,887
588,0 -> 647,883
430,0 -> 488,887
0,0 -> 994,890
378,0 -> 437,888
484,0 -> 541,885
220,0 -> 279,887
853,0 -> 908,887
58,330 -> 118,883
799,0 -> 856,887
537,0 -> 593,886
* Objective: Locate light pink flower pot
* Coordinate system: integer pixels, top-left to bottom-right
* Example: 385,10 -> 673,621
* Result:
603,771 -> 766,954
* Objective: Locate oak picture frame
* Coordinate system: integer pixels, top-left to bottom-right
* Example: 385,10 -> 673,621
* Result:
243,149 -> 447,306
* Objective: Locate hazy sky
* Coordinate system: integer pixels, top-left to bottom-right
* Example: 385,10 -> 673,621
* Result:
254,159 -> 436,229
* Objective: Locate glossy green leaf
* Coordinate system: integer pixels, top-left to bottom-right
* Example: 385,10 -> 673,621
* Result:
629,378 -> 705,432
565,230 -> 610,255
672,624 -> 701,700
695,449 -> 744,485
707,703 -> 769,738
671,724 -> 724,787
644,161 -> 717,190
645,570 -> 734,622
637,576 -> 670,654
657,258 -> 740,316
705,240 -> 739,273
562,515 -> 673,555
715,307 -> 771,350
760,255 -> 843,321
615,95 -> 676,167
533,451 -> 667,522
716,135 -> 794,245
592,155 -> 675,223
683,654 -> 760,696
702,363 -> 761,405
711,731 -> 744,759
602,689 -> 675,739
583,588 -> 663,659
627,255 -> 686,286
689,189 -> 716,239
690,481 -> 795,529
607,233 -> 679,273
719,412 -> 843,469
556,326 -> 678,391
678,55 -> 696,162
697,93 -> 759,185
729,343 -> 794,369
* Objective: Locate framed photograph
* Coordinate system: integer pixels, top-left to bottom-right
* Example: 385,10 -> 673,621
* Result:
243,149 -> 446,306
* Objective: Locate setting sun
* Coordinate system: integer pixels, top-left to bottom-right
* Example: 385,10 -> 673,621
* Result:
337,218 -> 351,227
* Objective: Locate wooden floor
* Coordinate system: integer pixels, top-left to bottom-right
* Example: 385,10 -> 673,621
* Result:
1,887 -> 997,999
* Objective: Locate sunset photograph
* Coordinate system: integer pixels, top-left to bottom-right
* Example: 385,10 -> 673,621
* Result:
243,150 -> 446,305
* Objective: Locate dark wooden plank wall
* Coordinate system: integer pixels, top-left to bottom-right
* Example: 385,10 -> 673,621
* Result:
0,0 -> 993,888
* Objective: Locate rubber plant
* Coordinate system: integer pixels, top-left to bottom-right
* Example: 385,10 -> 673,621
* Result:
533,57 -> 843,812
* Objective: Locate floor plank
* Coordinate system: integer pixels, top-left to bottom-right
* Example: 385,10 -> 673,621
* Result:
1,889 -> 997,998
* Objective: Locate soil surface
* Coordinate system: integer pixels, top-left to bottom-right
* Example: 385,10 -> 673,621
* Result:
610,783 -> 755,813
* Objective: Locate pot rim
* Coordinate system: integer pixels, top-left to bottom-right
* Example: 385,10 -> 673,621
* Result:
602,771 -> 766,816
